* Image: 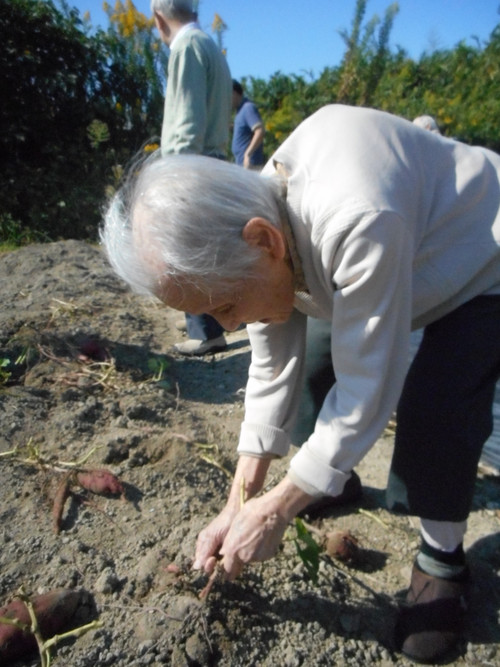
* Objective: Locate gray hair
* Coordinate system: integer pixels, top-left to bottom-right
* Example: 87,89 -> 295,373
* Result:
150,0 -> 197,20
100,153 -> 282,298
413,115 -> 441,134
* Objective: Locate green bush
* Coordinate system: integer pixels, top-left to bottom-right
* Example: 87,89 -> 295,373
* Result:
1,0 -> 499,243
0,0 -> 165,242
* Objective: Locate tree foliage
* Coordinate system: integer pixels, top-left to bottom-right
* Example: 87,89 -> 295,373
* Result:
246,2 -> 500,160
101,0 -> 167,139
1,0 -> 500,244
0,0 -> 166,242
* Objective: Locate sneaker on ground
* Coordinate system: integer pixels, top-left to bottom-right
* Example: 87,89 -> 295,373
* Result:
175,319 -> 187,332
174,335 -> 227,356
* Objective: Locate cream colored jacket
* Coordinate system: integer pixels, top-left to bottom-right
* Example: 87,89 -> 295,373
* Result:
237,105 -> 500,497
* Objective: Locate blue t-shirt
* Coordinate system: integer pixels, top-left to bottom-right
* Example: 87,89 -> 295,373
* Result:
231,98 -> 265,166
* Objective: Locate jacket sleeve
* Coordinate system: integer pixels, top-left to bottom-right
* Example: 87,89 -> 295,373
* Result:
290,211 -> 414,495
237,308 -> 308,458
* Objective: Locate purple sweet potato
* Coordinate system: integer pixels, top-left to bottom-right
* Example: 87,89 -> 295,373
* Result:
0,589 -> 89,664
77,337 -> 109,362
76,468 -> 125,498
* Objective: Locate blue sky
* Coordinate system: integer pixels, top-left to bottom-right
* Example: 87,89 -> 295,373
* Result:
73,0 -> 500,81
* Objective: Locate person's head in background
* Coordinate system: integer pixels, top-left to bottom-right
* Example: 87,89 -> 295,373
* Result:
413,115 -> 441,134
151,0 -> 198,45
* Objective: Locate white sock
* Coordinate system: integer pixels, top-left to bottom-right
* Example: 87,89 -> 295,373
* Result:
420,519 -> 467,552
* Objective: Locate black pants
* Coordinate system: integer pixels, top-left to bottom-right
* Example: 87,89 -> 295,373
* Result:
186,312 -> 224,341
388,295 -> 500,521
293,296 -> 500,521
184,152 -> 226,343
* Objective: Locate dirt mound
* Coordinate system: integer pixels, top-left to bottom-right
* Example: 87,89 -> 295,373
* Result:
0,240 -> 499,666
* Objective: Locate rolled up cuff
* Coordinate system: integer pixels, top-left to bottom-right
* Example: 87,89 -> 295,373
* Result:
289,443 -> 352,496
237,421 -> 291,458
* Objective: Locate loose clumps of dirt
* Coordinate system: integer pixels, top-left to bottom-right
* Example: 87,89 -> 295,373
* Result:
1,240 -> 499,666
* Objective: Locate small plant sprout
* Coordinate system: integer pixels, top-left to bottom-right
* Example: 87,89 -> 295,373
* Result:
15,346 -> 32,365
0,358 -> 11,385
293,517 -> 322,584
147,356 -> 170,387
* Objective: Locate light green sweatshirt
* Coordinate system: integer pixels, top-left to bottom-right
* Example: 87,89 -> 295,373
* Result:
161,25 -> 231,158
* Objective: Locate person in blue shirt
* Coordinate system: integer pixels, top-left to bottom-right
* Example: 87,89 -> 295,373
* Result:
231,80 -> 265,169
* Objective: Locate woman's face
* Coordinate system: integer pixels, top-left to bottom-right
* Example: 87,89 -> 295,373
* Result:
159,252 -> 296,332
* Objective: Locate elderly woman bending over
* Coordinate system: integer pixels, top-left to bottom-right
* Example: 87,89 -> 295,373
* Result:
102,105 -> 500,664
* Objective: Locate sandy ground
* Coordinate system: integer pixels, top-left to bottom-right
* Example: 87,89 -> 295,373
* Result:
0,240 -> 499,666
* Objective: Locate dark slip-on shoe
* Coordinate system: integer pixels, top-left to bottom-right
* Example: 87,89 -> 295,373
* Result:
395,562 -> 469,663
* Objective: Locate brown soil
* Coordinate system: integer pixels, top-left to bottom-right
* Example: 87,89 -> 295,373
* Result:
0,240 -> 499,667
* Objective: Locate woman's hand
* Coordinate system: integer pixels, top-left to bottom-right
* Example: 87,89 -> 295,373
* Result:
219,494 -> 289,580
192,504 -> 238,574
192,454 -> 272,574
219,475 -> 313,580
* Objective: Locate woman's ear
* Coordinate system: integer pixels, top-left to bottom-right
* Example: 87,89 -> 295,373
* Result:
242,218 -> 286,259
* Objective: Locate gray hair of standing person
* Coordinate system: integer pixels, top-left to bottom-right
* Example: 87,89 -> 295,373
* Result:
150,0 -> 197,21
100,154 -> 283,299
413,115 -> 441,134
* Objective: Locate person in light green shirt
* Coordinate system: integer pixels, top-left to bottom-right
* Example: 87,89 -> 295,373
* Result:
152,0 -> 232,354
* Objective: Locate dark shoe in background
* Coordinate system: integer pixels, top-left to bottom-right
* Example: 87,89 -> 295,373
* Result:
298,471 -> 363,519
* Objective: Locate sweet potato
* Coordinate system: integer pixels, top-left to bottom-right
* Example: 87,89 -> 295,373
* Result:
52,475 -> 71,534
325,529 -> 360,562
76,468 -> 125,498
77,337 -> 109,362
0,589 -> 91,664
